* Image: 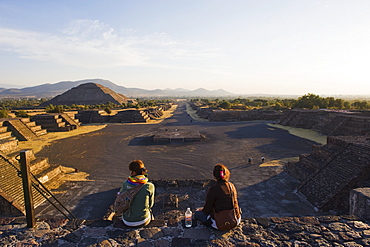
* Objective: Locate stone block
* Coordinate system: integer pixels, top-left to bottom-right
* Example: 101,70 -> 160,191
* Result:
350,188 -> 370,221
182,227 -> 212,240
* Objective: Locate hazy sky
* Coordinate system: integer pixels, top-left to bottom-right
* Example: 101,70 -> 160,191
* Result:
0,0 -> 369,95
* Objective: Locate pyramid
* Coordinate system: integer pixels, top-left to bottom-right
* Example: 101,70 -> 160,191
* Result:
39,83 -> 130,106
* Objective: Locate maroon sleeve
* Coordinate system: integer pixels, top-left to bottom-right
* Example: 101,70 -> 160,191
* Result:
202,185 -> 216,216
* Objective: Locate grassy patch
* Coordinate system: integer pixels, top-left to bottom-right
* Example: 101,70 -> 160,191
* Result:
268,123 -> 327,145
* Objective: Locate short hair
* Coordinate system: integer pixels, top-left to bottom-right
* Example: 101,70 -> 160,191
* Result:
213,163 -> 230,181
129,160 -> 148,175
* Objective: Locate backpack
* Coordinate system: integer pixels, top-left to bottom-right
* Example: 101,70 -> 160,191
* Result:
114,184 -> 145,214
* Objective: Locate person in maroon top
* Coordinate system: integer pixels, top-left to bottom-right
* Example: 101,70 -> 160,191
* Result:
195,164 -> 241,230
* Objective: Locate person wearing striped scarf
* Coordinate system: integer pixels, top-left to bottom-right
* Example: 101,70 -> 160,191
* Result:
119,160 -> 155,227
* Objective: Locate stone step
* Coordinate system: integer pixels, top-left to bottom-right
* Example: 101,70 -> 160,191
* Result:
0,126 -> 8,133
35,129 -> 47,136
36,166 -> 63,184
29,157 -> 50,175
0,131 -> 12,140
29,125 -> 41,132
25,121 -> 36,127
0,138 -> 18,155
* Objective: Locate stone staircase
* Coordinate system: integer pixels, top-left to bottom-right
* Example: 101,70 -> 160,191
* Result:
336,115 -> 370,136
290,136 -> 370,213
278,110 -> 297,126
320,115 -> 349,136
59,113 -> 80,130
0,131 -> 65,215
146,107 -> 164,119
31,114 -> 79,132
3,118 -> 47,141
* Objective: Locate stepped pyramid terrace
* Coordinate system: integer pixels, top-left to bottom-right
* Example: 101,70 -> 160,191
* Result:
39,82 -> 133,107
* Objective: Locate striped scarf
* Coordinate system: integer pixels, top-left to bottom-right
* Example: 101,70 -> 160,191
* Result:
127,175 -> 148,185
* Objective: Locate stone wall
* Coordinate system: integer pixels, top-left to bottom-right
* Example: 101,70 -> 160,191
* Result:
350,188 -> 370,221
194,106 -> 283,121
279,109 -> 370,136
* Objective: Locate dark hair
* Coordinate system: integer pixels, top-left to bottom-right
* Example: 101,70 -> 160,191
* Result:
213,163 -> 230,181
129,160 -> 148,175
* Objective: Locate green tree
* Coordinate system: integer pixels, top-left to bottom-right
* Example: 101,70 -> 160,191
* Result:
218,100 -> 231,109
293,93 -> 322,109
0,109 -> 9,118
45,104 -> 65,113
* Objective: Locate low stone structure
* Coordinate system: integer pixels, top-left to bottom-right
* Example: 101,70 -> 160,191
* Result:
285,136 -> 370,213
190,103 -> 283,122
109,109 -> 150,123
76,105 -> 172,124
279,109 -> 370,136
153,128 -> 202,142
208,109 -> 282,121
31,113 -> 80,132
1,118 -> 46,141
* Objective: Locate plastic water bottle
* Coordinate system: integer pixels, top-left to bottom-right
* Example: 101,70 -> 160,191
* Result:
185,208 -> 192,227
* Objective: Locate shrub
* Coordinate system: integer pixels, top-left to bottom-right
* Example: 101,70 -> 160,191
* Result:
0,109 -> 9,118
15,110 -> 30,118
104,107 -> 112,114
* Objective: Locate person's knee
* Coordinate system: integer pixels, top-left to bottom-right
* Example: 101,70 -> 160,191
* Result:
194,211 -> 208,223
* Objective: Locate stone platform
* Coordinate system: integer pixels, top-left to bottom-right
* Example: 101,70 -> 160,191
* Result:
153,128 -> 202,142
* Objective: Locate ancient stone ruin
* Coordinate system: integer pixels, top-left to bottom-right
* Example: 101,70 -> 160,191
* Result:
189,102 -> 282,121
1,118 -> 46,141
31,113 -> 80,132
285,136 -> 370,213
39,82 -> 133,107
279,109 -> 370,136
0,138 -> 66,215
153,128 -> 202,142
75,104 -> 172,124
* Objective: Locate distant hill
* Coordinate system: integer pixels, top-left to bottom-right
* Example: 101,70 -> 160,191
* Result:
0,79 -> 235,98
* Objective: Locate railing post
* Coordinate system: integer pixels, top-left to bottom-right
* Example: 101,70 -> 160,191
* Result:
20,150 -> 36,228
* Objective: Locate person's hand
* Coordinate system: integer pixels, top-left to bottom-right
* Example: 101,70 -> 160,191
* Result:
196,207 -> 203,211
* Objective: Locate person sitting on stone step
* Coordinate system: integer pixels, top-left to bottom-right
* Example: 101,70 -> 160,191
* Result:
195,163 -> 241,230
119,160 -> 155,227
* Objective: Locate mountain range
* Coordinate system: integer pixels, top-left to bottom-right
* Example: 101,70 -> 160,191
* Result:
0,79 -> 235,99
